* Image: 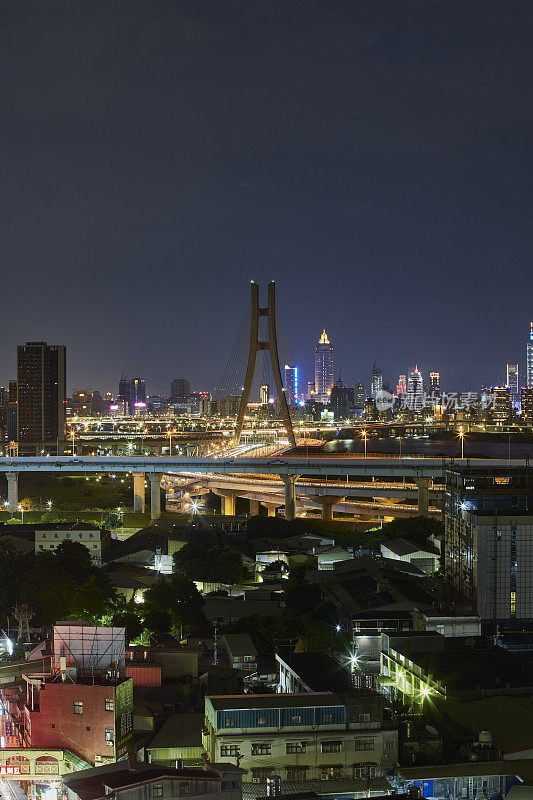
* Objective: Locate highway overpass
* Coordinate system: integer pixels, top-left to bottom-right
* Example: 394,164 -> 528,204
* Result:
0,455 -> 527,520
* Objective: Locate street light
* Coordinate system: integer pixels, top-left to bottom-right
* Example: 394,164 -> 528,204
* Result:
360,429 -> 368,458
458,428 -> 465,459
18,504 -> 24,524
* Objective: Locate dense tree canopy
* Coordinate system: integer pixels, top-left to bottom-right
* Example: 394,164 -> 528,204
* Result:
173,542 -> 247,584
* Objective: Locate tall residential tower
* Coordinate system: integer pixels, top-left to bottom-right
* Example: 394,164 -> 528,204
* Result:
527,323 -> 533,388
17,341 -> 66,448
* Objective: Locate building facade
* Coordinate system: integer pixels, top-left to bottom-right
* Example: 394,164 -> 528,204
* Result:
526,322 -> 533,386
171,377 -> 191,403
405,367 -> 423,412
445,465 -> 533,621
284,365 -> 298,406
17,341 -> 66,448
203,693 -> 397,784
314,330 -> 334,402
522,387 -> 533,425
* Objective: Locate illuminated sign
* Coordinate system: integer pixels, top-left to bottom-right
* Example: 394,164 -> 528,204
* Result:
134,402 -> 146,408
1,767 -> 21,775
109,405 -> 119,411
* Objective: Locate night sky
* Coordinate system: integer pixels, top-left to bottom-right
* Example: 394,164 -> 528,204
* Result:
2,1 -> 533,397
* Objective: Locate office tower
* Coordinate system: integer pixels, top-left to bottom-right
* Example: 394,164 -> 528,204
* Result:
429,372 -> 440,394
507,363 -> 519,408
528,323 -> 533,387
406,366 -> 424,412
91,390 -> 104,415
307,380 -> 315,399
17,341 -> 66,446
7,380 -> 17,442
329,381 -> 355,419
522,387 -> 533,425
170,377 -> 191,403
371,366 -> 383,399
492,386 -> 511,424
353,380 -> 366,410
72,390 -> 92,416
118,374 -> 131,410
396,374 -> 407,396
315,330 -> 334,402
445,465 -> 533,621
260,383 -> 269,405
284,364 -> 298,406
130,378 -> 146,412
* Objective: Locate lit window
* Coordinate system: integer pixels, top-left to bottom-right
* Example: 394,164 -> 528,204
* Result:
153,786 -> 163,798
105,729 -> 114,744
291,715 -> 302,724
105,699 -> 114,712
251,742 -> 271,756
220,745 -> 240,757
323,714 -> 334,724
225,717 -> 235,728
73,701 -> 83,715
321,741 -> 342,754
256,717 -> 267,727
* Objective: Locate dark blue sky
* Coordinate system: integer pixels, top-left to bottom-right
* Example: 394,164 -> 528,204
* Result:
2,1 -> 532,396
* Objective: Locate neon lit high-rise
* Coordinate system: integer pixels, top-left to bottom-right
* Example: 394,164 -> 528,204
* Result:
527,323 -> 533,388
315,330 -> 334,402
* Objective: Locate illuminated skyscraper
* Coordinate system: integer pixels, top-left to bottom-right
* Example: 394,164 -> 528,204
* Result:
506,363 -> 519,408
260,383 -> 269,405
396,374 -> 407,396
406,366 -> 424,412
371,366 -> 383,399
527,323 -> 533,388
315,330 -> 334,402
284,364 -> 298,406
429,372 -> 440,394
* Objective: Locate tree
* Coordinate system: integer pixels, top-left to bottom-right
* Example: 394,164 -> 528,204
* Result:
40,509 -> 67,523
143,609 -> 172,635
144,575 -> 204,636
209,547 -> 247,584
54,540 -> 94,582
173,542 -> 210,580
284,567 -> 322,618
103,511 -> 120,530
0,541 -> 29,618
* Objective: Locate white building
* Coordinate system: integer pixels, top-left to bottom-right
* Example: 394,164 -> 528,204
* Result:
35,524 -> 105,562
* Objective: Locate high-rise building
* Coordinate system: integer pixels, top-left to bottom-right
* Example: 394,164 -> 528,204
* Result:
118,374 -> 131,410
371,366 -> 383,399
119,376 -> 146,414
522,387 -> 533,425
396,374 -> 407,396
307,380 -> 315,400
315,330 -> 334,402
260,383 -> 270,405
284,364 -> 298,406
17,341 -> 66,446
527,323 -> 533,388
329,381 -> 355,419
445,465 -> 533,621
130,378 -> 146,411
353,380 -> 366,410
429,372 -> 440,394
507,363 -> 519,408
170,377 -> 191,403
492,386 -> 511,424
406,366 -> 423,412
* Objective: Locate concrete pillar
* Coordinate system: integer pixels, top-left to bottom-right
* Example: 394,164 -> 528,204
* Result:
249,499 -> 260,516
217,491 -> 237,516
262,502 -> 279,517
6,473 -> 19,514
133,473 -> 146,513
311,495 -> 345,522
281,474 -> 300,522
149,473 -> 162,520
415,477 -> 430,517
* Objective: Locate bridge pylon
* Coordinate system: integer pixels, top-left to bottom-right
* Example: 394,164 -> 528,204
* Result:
234,281 -> 296,448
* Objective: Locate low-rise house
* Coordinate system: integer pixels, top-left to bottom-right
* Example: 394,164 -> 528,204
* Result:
379,539 -> 439,574
146,713 -> 205,766
203,693 -> 397,787
222,635 -> 258,671
64,759 -> 243,800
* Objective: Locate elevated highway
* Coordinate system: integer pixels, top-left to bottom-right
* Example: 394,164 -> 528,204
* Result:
1,454 -> 526,521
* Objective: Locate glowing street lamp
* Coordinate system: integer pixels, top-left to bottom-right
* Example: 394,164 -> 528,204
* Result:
361,429 -> 368,458
18,504 -> 24,524
458,428 -> 465,459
